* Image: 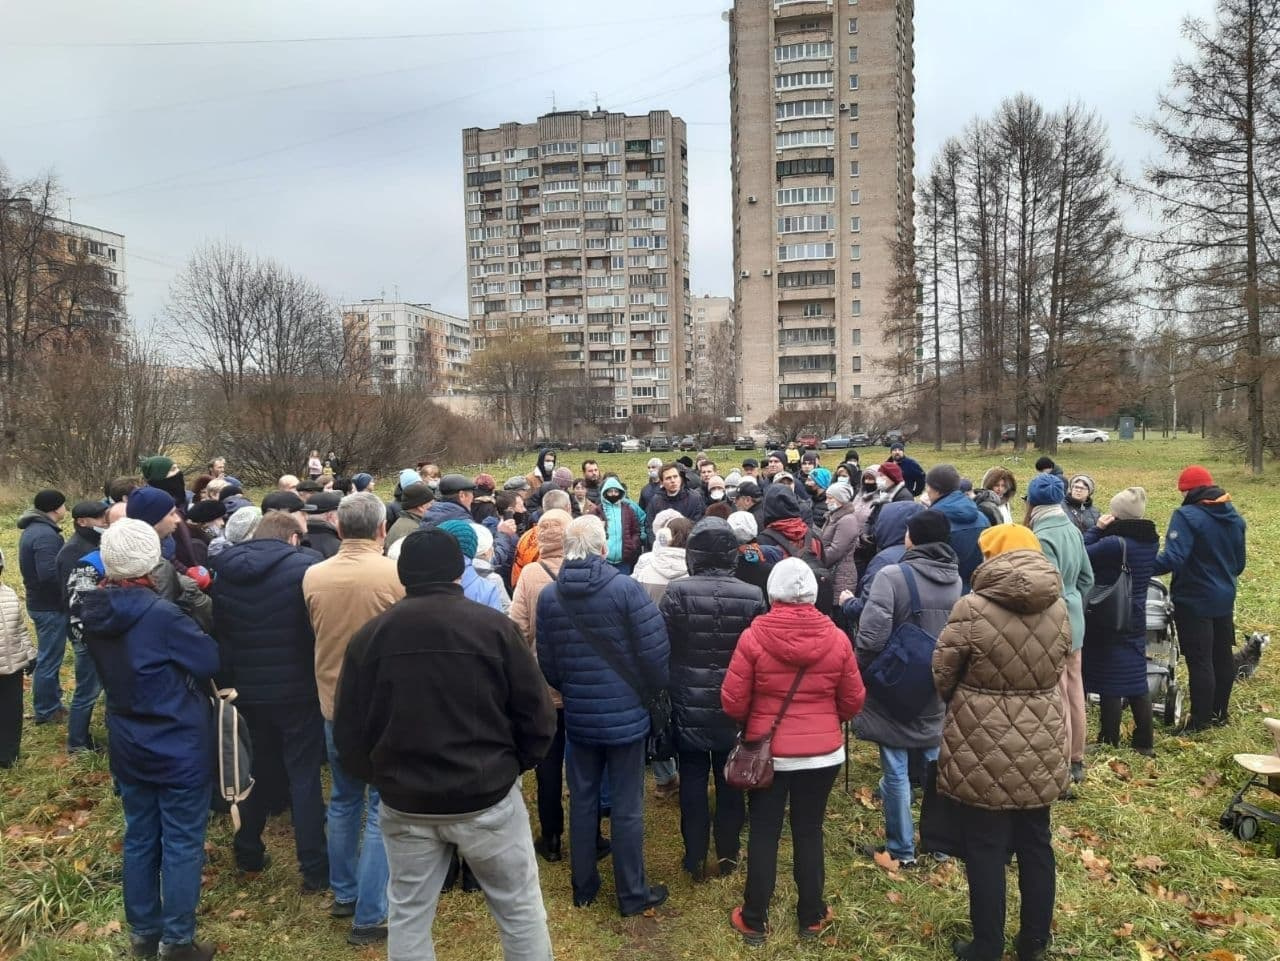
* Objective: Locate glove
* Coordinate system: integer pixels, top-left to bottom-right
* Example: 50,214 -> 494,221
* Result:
25,658 -> 35,676
187,566 -> 212,591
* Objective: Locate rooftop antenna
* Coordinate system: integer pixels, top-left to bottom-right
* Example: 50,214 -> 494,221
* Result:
551,90 -> 557,112
393,283 -> 399,302
592,91 -> 600,111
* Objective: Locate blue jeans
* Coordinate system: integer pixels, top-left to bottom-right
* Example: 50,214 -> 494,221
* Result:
67,638 -> 102,752
566,737 -> 648,914
324,720 -> 388,927
29,609 -> 68,721
117,779 -> 210,946
879,744 -> 938,862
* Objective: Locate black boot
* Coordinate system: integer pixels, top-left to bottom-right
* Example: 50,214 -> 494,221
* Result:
537,834 -> 562,862
461,860 -> 481,893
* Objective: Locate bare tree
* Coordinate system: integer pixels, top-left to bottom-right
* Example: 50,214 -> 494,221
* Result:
469,329 -> 564,443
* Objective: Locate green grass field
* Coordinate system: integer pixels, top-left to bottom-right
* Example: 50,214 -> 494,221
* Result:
2,437 -> 1278,960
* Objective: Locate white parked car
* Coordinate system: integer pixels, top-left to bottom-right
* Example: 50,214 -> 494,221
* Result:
619,436 -> 645,453
1061,428 -> 1110,443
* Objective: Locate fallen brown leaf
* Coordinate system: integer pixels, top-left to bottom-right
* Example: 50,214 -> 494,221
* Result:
855,786 -> 876,810
1145,881 -> 1192,905
872,849 -> 900,873
1215,877 -> 1238,892
94,921 -> 121,936
1108,759 -> 1133,781
1113,922 -> 1135,937
1079,847 -> 1114,882
1200,950 -> 1244,961
1199,771 -> 1223,789
1133,854 -> 1167,872
1190,909 -> 1245,929
886,890 -> 903,904
226,909 -> 248,921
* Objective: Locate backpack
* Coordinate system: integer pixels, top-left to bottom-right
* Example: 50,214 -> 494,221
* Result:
210,683 -> 254,829
862,565 -> 939,722
759,528 -> 834,616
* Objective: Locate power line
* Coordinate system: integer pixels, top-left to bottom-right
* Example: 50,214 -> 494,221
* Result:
0,13 -> 719,49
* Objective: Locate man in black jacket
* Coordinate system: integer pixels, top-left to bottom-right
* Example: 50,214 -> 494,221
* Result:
18,490 -> 68,725
209,510 -> 328,889
56,501 -> 108,753
644,463 -> 705,543
303,491 -> 342,559
658,518 -> 765,881
333,530 -> 555,961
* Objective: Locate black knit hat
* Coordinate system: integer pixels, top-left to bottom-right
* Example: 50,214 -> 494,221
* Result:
397,530 -> 464,593
908,510 -> 952,546
34,489 -> 65,513
187,500 -> 225,524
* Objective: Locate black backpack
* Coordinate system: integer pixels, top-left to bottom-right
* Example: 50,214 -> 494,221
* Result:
758,528 -> 835,616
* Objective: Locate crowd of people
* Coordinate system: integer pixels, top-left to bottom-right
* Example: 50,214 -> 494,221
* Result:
0,442 -> 1250,961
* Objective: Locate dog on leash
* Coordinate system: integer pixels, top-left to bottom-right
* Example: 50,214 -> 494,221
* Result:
1234,632 -> 1269,680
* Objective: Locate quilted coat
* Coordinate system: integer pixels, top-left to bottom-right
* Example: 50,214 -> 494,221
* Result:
1082,519 -> 1159,698
819,501 -> 864,595
721,601 -> 865,758
659,519 -> 766,752
0,583 -> 35,675
536,554 -> 670,745
932,549 -> 1071,810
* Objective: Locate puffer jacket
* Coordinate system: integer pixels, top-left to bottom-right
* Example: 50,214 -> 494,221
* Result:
659,519 -> 766,752
510,510 -> 570,708
1032,509 -> 1095,651
536,554 -> 669,745
81,585 -> 219,787
632,544 -> 688,603
721,602 -> 865,758
1083,520 -> 1159,698
0,584 -> 35,675
1065,498 -> 1100,534
853,542 -> 961,749
820,501 -> 864,595
929,491 -> 989,593
210,537 -> 322,705
932,550 -> 1071,810
1153,486 -> 1247,618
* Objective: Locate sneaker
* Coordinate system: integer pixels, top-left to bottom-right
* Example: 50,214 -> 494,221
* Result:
653,778 -> 680,800
951,939 -> 1001,961
1070,760 -> 1085,783
729,906 -> 767,946
717,857 -> 739,877
327,899 -> 355,919
620,884 -> 668,917
157,942 -> 215,961
34,707 -> 68,725
130,935 -> 160,959
798,905 -> 836,940
346,924 -> 388,947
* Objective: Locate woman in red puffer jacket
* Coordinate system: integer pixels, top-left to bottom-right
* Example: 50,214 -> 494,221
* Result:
721,557 -> 865,946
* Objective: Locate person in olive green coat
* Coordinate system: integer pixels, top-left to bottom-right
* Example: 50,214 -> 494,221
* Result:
1025,473 -> 1094,788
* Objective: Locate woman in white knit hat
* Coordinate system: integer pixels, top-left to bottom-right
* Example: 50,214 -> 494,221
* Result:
79,519 -> 221,961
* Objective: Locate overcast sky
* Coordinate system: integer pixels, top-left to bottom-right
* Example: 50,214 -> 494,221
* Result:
0,0 -> 1218,332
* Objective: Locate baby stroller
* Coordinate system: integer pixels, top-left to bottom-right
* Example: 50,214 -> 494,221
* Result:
1145,580 -> 1183,727
1219,717 -> 1280,855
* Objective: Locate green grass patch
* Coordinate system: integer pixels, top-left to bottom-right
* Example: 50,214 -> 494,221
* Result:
2,437 -> 1278,959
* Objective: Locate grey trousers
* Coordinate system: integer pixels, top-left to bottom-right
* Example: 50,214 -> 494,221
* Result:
381,783 -> 552,961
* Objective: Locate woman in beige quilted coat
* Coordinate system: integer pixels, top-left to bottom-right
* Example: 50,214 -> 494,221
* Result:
0,549 -> 36,767
932,524 -> 1070,961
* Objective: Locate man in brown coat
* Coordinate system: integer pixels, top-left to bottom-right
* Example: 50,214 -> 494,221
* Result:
932,523 -> 1069,961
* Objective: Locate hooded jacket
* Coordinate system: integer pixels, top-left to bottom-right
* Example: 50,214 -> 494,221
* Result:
840,501 -> 923,623
721,601 -> 864,758
759,485 -> 820,559
56,526 -> 102,612
659,519 -> 767,752
1153,487 -> 1247,618
534,447 -> 557,484
891,452 -> 927,497
419,499 -> 473,532
599,477 -> 641,566
932,550 -> 1071,810
17,509 -> 65,611
1031,510 -> 1095,651
1082,519 -> 1159,698
210,537 -> 322,705
460,559 -> 506,612
929,490 -> 990,593
852,542 -> 960,749
333,583 -> 555,816
80,585 -> 220,787
819,500 -> 864,595
632,540 -> 688,603
536,554 -> 669,746
509,510 -> 570,708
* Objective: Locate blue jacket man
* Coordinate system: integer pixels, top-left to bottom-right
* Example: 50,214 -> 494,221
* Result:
18,490 -> 68,724
924,464 -> 989,593
536,515 -> 670,918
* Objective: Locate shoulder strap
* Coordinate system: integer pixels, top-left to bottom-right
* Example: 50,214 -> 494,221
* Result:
759,528 -> 802,559
538,561 -> 555,579
899,564 -> 923,622
1117,537 -> 1128,572
553,584 -> 650,703
766,667 -> 809,739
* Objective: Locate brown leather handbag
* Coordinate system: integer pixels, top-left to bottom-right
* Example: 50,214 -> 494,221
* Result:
723,668 -> 808,791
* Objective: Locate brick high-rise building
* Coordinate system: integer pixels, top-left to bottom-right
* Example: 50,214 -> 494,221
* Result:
462,109 -> 692,433
729,0 -> 915,429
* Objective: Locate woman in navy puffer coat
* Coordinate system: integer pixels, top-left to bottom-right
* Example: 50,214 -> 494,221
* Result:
659,518 -> 766,880
1082,487 -> 1159,755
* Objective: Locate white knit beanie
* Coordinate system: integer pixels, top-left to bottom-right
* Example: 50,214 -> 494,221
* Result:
767,557 -> 818,605
225,506 -> 263,544
727,510 -> 758,544
471,521 -> 494,559
101,518 -> 161,580
827,482 -> 854,505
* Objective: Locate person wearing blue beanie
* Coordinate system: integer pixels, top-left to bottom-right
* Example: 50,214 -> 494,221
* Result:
437,519 -> 503,612
353,473 -> 374,493
1026,473 -> 1066,507
398,468 -> 420,492
126,486 -> 179,530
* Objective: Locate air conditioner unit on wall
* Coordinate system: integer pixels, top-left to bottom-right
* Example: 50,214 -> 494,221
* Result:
763,268 -> 773,276
748,196 -> 758,204
740,269 -> 751,278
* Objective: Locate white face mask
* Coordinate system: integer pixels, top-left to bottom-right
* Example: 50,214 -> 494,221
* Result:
543,460 -> 555,472
92,525 -> 109,535
710,489 -> 725,501
877,477 -> 892,491
648,469 -> 659,482
826,501 -> 839,513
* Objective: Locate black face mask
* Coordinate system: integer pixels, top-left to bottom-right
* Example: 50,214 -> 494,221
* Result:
153,472 -> 187,511
605,492 -> 623,504
862,482 -> 877,493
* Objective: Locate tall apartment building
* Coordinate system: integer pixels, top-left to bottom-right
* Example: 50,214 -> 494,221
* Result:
340,299 -> 471,391
729,0 -> 915,429
691,294 -> 736,413
462,109 -> 692,432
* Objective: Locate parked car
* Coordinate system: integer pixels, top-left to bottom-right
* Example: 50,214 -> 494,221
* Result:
1061,427 -> 1109,443
619,436 -> 645,453
848,432 -> 872,447
798,430 -> 820,450
819,434 -> 855,450
734,436 -> 757,451
596,437 -> 620,453
765,435 -> 787,450
1001,424 -> 1038,442
677,435 -> 698,451
880,429 -> 906,447
647,435 -> 672,452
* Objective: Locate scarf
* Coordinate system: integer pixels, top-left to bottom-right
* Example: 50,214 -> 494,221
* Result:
1182,485 -> 1230,507
766,516 -> 810,547
601,496 -> 624,563
1101,518 -> 1159,544
1029,503 -> 1066,527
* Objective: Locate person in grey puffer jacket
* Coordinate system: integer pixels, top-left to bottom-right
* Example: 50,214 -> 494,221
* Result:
1064,475 -> 1100,534
853,511 -> 961,866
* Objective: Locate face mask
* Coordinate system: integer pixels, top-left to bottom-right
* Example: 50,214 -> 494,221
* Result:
648,469 -> 659,481
710,489 -> 725,501
544,460 -> 555,471
877,477 -> 892,491
862,482 -> 877,494
826,501 -> 838,513
92,525 -> 108,535
605,492 -> 623,504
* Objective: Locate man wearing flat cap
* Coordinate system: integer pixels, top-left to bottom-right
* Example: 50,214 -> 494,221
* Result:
18,489 -> 68,725
333,530 -> 555,959
419,474 -> 475,532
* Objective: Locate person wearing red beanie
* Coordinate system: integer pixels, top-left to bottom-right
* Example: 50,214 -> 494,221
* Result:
1154,465 -> 1247,732
876,462 -> 913,502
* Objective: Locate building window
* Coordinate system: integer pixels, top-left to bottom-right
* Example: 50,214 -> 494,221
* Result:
775,99 -> 834,120
778,242 -> 835,261
848,102 -> 859,120
849,132 -> 860,149
851,355 -> 862,372
850,327 -> 862,344
848,17 -> 858,32
849,74 -> 859,90
775,70 -> 834,90
802,302 -> 826,317
778,270 -> 836,288
776,157 -> 835,178
849,160 -> 860,177
774,41 -> 834,63
850,189 -> 861,204
849,43 -> 859,60
850,244 -> 861,260
851,272 -> 862,288
776,129 -> 835,149
850,216 -> 862,232
776,186 -> 836,205
778,214 -> 835,233
851,384 -> 862,398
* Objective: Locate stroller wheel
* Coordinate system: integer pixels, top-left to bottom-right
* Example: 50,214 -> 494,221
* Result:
1163,683 -> 1183,727
1234,814 -> 1259,841
1220,809 -> 1236,831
